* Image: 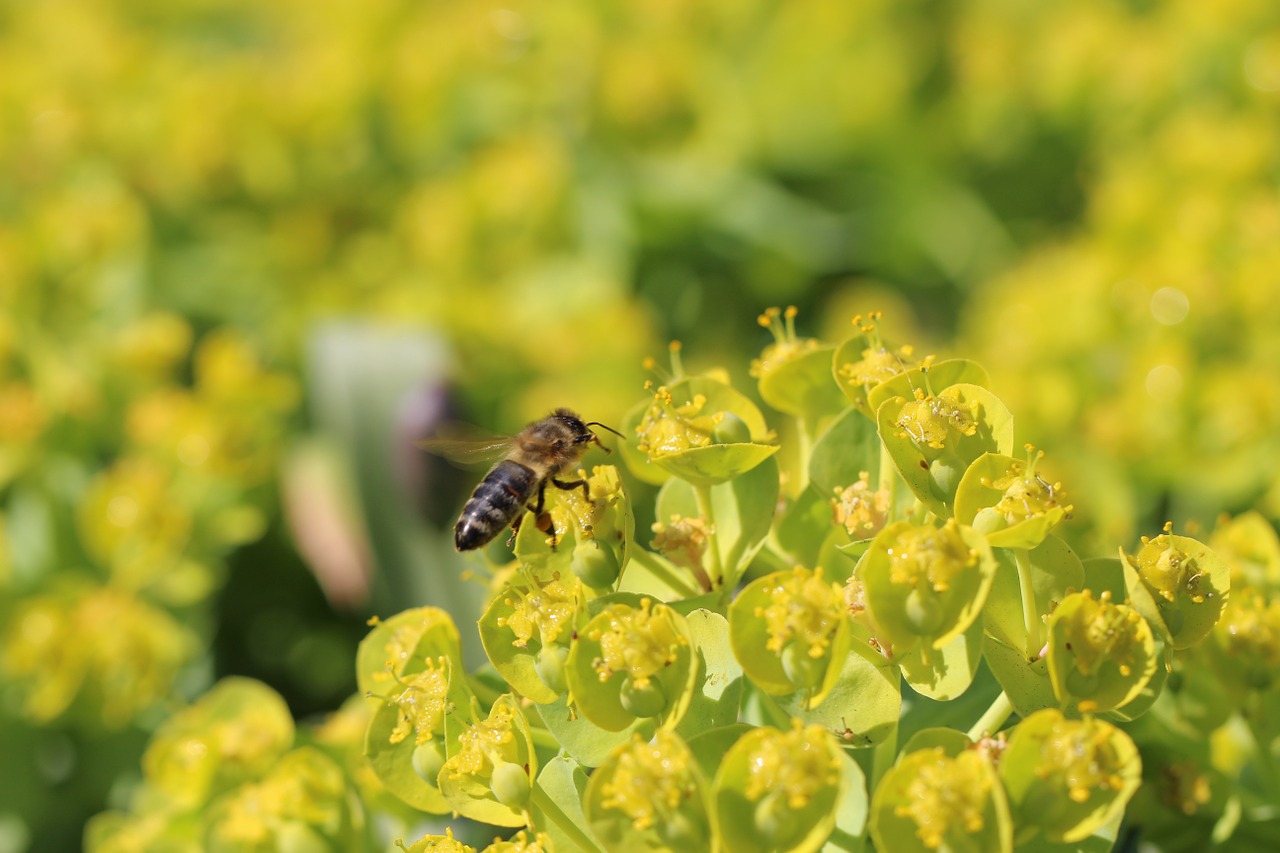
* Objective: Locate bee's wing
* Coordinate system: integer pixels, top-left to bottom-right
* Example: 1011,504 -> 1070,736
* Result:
419,427 -> 515,467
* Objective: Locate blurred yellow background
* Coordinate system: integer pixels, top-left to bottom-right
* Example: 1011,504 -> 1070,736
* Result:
4,0 -> 1280,849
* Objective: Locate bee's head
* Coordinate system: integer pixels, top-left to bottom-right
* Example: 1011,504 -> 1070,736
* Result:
551,408 -> 623,449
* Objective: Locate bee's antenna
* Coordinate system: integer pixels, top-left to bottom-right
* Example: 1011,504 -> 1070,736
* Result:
586,421 -> 626,439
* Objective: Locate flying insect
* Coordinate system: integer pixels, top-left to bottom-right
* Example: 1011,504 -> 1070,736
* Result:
422,408 -> 622,551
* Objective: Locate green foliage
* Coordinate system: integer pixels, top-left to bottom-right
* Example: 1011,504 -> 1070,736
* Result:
87,309 -> 1270,853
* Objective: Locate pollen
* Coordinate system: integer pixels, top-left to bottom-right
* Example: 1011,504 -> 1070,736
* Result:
1128,523 -> 1209,604
591,599 -> 688,690
743,721 -> 840,810
756,566 -> 845,659
893,749 -> 993,849
887,519 -> 978,594
1037,717 -> 1130,805
599,731 -> 698,831
651,514 -> 712,571
387,658 -> 452,746
833,472 -> 891,538
498,574 -> 578,648
895,388 -> 979,450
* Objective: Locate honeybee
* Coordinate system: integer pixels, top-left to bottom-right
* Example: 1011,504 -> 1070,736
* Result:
422,408 -> 623,551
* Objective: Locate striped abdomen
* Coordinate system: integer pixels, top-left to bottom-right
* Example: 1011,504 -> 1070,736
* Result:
454,460 -> 540,551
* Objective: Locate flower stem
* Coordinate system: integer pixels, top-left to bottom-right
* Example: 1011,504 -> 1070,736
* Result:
693,483 -> 726,589
531,781 -> 606,853
795,415 -> 812,493
877,440 -> 899,522
1014,549 -> 1042,659
967,690 -> 1014,741
870,724 -> 898,793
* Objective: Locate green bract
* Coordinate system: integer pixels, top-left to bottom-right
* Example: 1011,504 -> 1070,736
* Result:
1000,710 -> 1141,844
364,652 -> 474,813
356,607 -> 466,700
856,519 -> 997,655
712,723 -> 845,853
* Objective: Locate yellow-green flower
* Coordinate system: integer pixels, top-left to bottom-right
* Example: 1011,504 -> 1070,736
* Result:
1000,710 -> 1141,844
895,387 -> 979,451
858,519 -> 997,654
586,729 -> 711,851
893,750 -> 998,849
1121,524 -> 1230,649
1046,590 -> 1156,713
386,658 -> 453,746
567,598 -> 696,730
593,598 -> 688,691
714,722 -> 845,853
438,695 -> 535,827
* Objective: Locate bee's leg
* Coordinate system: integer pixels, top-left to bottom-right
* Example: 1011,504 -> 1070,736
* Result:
528,481 -> 560,550
552,478 -> 590,501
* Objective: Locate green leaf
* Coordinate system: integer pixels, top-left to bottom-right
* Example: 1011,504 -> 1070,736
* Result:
983,635 -> 1057,718
897,618 -> 984,701
654,443 -> 780,488
782,643 -> 901,748
808,405 -> 881,497
828,749 -> 871,853
677,610 -> 746,740
534,755 -> 598,853
775,485 -> 838,567
982,536 -> 1084,655
533,693 -> 649,768
900,727 -> 973,757
1080,558 -> 1128,602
